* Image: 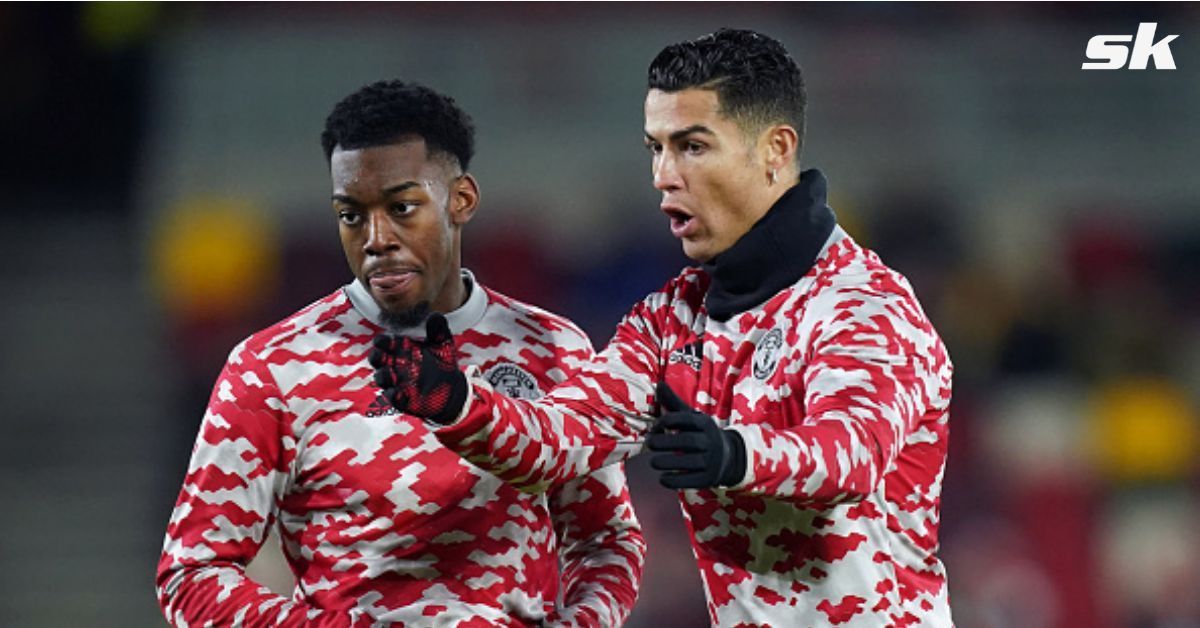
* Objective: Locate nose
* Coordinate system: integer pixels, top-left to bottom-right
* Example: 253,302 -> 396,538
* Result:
652,152 -> 683,192
363,209 -> 401,256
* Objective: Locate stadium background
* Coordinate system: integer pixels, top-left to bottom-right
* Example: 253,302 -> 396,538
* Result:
2,3 -> 1199,626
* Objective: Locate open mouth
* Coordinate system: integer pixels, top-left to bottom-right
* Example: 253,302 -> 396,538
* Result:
367,269 -> 417,295
663,208 -> 695,237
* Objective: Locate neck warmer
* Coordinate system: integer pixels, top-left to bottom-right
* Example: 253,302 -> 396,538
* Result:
702,169 -> 836,321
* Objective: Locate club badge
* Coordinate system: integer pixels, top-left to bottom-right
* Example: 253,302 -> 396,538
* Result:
483,363 -> 543,400
752,328 -> 784,381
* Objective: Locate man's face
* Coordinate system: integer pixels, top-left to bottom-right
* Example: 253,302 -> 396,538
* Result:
644,88 -> 776,262
331,139 -> 478,323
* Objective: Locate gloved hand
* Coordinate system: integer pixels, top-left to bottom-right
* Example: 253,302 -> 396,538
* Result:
647,381 -> 747,490
368,313 -> 468,425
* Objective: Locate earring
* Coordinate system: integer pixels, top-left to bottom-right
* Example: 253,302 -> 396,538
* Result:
768,169 -> 777,185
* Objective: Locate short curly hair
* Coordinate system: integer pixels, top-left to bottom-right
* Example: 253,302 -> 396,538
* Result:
648,28 -> 806,147
321,80 -> 475,171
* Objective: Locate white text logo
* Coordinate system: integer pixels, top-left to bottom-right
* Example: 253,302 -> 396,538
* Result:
1082,23 -> 1178,70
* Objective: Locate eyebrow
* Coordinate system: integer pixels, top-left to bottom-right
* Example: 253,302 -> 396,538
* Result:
331,181 -> 422,204
644,124 -> 717,143
383,182 -> 421,195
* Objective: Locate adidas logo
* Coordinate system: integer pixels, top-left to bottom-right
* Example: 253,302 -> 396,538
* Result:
668,341 -> 703,371
365,394 -> 399,418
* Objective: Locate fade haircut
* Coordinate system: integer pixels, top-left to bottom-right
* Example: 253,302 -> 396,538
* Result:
321,80 -> 475,172
648,28 -> 806,150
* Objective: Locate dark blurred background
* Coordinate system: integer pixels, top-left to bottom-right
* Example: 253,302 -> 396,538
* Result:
2,3 -> 1199,626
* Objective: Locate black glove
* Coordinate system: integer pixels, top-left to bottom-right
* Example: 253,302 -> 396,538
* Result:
647,381 -> 747,490
368,314 -> 468,425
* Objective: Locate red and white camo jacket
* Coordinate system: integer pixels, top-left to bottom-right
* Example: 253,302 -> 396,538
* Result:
157,272 -> 646,627
437,229 -> 953,626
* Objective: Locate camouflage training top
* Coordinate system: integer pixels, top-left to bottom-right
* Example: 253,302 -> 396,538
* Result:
157,272 -> 645,627
436,173 -> 954,627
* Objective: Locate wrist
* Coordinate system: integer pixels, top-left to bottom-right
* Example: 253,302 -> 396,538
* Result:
429,370 -> 469,425
719,428 -> 747,487
428,368 -> 484,434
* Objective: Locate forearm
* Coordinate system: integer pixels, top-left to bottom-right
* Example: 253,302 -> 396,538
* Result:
731,346 -> 933,504
157,563 -> 371,627
437,361 -> 656,492
555,542 -> 646,627
731,413 -> 892,504
157,347 -> 352,625
725,277 -> 952,504
547,465 -> 646,627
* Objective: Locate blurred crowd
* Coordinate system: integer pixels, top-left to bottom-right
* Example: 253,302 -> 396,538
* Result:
860,193 -> 1200,628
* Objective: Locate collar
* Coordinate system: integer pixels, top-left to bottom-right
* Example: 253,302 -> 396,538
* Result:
702,168 -> 837,321
344,268 -> 488,336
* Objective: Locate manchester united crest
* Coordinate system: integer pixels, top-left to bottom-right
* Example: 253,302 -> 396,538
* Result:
483,363 -> 543,400
752,328 -> 784,380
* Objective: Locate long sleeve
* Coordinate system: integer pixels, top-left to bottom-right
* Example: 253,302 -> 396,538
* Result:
436,287 -> 679,492
155,342 -> 371,627
545,463 -> 646,627
729,273 -> 952,505
481,312 -> 648,626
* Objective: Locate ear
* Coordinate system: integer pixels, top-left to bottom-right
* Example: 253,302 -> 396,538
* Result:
448,173 -> 480,226
760,124 -> 800,181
